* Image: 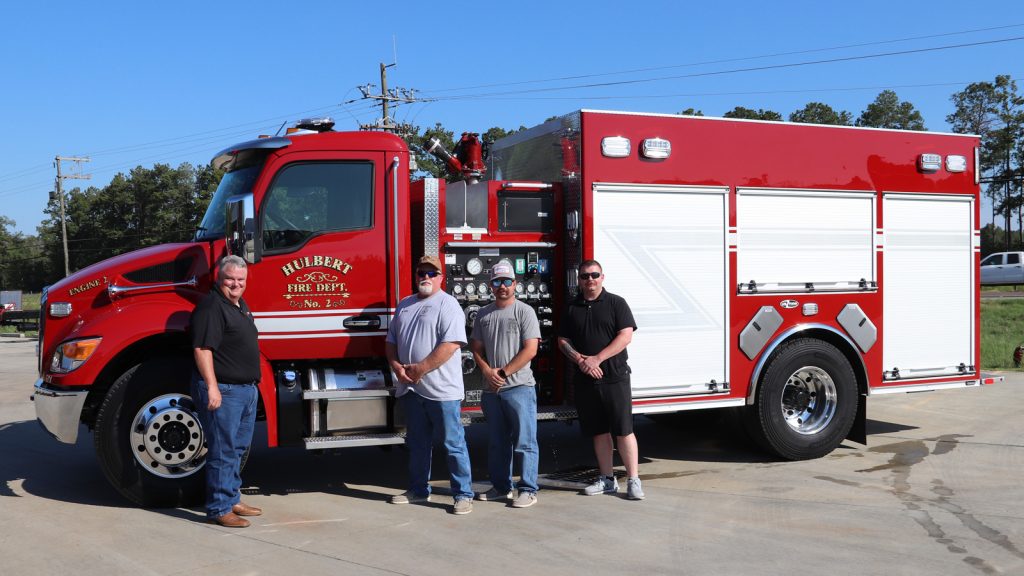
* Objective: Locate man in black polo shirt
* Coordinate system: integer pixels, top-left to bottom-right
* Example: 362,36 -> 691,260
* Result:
191,255 -> 263,527
558,259 -> 644,500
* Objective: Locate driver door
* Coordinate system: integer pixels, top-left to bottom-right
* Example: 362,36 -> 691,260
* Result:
245,151 -> 390,361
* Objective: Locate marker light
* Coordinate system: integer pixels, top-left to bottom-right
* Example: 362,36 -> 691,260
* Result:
50,337 -> 102,373
946,155 -> 967,172
641,138 -> 671,159
917,153 -> 942,172
49,302 -> 72,317
601,136 -> 631,158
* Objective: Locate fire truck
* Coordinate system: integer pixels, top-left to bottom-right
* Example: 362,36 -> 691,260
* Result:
32,110 -> 994,506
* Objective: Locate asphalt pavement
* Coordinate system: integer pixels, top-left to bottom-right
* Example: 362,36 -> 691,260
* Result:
1,338 -> 1022,576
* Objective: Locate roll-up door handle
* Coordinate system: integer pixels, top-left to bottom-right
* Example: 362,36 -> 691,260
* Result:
343,315 -> 381,330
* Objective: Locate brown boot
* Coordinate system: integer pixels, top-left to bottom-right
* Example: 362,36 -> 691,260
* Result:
212,512 -> 250,528
232,502 -> 263,517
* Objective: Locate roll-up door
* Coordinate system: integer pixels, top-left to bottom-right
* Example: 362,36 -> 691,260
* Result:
592,184 -> 728,396
737,189 -> 876,293
882,193 -> 975,380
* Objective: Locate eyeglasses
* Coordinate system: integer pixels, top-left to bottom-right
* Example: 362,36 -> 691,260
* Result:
416,269 -> 441,278
578,272 -> 602,280
491,279 -> 514,288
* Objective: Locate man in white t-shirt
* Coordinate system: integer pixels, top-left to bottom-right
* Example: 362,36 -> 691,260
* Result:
386,255 -> 474,515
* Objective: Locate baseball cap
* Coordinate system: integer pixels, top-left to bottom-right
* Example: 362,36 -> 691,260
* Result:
491,261 -> 515,280
417,255 -> 443,271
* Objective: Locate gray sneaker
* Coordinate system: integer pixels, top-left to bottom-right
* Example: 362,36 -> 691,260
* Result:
390,491 -> 430,505
476,487 -> 514,501
583,476 -> 619,496
626,477 -> 645,500
453,498 -> 473,515
511,491 -> 537,508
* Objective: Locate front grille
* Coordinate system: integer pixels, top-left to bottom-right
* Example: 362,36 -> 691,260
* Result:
37,288 -> 47,374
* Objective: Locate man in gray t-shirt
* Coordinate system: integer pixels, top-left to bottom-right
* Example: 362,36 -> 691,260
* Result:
470,260 -> 541,508
386,255 -> 474,514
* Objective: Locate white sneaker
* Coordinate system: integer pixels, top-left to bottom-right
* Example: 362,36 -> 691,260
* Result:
626,477 -> 645,500
583,476 -> 619,496
453,498 -> 473,515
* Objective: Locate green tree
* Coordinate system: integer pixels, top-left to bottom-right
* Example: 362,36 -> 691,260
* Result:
723,106 -> 783,121
0,216 -> 51,291
678,108 -> 704,116
947,75 -> 1024,249
856,90 -> 925,130
789,102 -> 853,126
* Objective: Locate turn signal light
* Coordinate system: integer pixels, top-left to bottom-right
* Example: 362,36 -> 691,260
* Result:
50,338 -> 102,373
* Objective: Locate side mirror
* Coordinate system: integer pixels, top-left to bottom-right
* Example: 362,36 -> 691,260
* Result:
225,193 -> 258,264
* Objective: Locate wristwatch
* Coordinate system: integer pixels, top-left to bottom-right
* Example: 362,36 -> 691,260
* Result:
497,368 -> 507,379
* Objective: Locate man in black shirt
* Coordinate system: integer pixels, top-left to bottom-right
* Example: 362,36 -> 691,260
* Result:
191,255 -> 263,527
558,260 -> 644,500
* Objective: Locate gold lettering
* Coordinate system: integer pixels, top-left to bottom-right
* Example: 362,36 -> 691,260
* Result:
281,263 -> 295,276
313,255 -> 324,266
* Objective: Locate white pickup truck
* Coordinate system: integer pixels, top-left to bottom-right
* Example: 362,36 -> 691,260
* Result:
981,251 -> 1024,285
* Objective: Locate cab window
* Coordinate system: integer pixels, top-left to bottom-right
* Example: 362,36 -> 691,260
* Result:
1007,253 -> 1020,265
981,254 -> 1003,267
261,162 -> 373,252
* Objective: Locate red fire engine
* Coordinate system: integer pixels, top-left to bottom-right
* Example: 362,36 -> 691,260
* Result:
32,110 -> 995,506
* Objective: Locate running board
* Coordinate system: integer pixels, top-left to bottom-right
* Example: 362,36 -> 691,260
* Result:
304,432 -> 405,450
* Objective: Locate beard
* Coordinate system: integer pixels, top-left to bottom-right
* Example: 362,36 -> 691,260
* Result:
417,281 -> 434,296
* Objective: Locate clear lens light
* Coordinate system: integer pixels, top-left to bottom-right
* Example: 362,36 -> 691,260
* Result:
49,302 -> 72,317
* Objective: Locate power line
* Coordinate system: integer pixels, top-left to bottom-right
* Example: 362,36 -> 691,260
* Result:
420,23 -> 1024,95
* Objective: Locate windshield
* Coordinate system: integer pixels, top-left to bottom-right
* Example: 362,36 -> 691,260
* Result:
195,150 -> 270,241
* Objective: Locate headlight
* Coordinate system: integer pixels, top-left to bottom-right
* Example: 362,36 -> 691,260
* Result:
49,302 -> 72,317
50,338 -> 102,373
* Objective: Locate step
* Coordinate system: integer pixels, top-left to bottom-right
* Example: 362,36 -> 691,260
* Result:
304,432 -> 405,450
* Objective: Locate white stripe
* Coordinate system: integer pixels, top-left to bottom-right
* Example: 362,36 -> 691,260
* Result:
256,314 -> 390,333
259,331 -> 388,340
252,308 -> 394,317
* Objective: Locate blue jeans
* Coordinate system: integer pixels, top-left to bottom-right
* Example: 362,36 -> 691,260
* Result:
402,392 -> 473,501
191,378 -> 258,518
481,385 -> 539,494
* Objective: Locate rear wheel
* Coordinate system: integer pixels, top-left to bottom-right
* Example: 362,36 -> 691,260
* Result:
747,338 -> 858,460
94,357 -> 207,507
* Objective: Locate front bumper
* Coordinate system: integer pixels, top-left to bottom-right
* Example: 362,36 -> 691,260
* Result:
32,379 -> 88,444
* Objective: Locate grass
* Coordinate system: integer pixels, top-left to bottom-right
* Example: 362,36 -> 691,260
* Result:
0,292 -> 40,337
981,299 -> 1024,370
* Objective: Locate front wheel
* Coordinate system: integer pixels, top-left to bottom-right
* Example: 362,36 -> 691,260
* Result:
746,338 -> 858,460
94,357 -> 207,507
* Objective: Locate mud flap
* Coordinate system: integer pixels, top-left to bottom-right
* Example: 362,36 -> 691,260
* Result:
845,393 -> 867,445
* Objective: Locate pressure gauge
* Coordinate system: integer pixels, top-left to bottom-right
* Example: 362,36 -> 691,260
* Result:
538,283 -> 548,294
452,284 -> 463,295
466,258 -> 483,276
515,283 -> 525,294
464,282 -> 476,295
526,283 -> 537,294
478,282 -> 489,295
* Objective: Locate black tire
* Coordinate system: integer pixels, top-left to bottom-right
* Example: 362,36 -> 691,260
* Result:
746,338 -> 858,460
93,357 -> 206,507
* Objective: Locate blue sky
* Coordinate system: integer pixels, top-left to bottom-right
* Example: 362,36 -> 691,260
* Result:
1,0 -> 1020,235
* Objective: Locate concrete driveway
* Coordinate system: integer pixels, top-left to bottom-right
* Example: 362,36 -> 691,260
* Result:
2,338 -> 1022,575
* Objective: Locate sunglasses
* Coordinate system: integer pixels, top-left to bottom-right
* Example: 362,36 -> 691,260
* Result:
491,278 -> 514,288
416,269 -> 441,278
578,272 -> 602,280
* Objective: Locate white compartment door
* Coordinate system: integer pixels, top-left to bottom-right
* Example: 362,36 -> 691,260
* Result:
592,184 -> 728,396
883,193 -> 975,380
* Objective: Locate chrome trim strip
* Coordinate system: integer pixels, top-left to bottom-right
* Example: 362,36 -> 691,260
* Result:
746,323 -> 868,405
392,156 -> 401,306
32,379 -> 87,444
108,276 -> 197,299
258,331 -> 388,340
871,380 -> 979,395
445,242 -> 557,248
500,182 -> 553,189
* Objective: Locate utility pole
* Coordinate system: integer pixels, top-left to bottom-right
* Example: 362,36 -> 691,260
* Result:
357,62 -> 432,134
53,156 -> 91,277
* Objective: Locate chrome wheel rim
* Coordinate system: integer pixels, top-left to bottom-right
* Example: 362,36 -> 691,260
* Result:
129,394 -> 206,478
780,366 -> 837,435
